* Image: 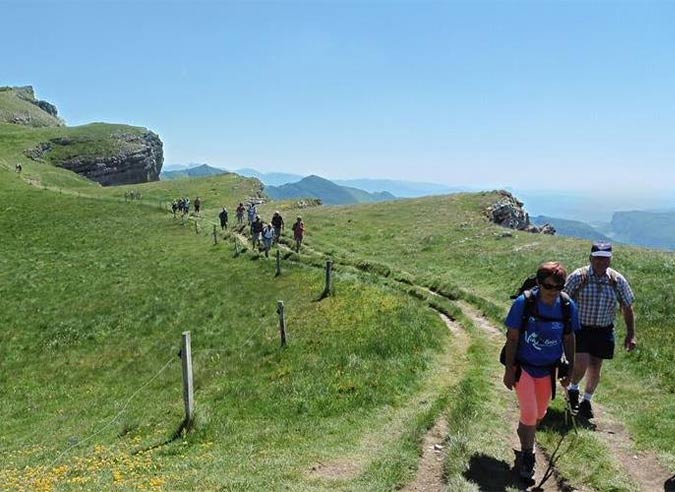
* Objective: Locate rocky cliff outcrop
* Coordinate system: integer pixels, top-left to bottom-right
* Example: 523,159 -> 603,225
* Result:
25,130 -> 164,186
486,191 -> 556,235
0,85 -> 63,127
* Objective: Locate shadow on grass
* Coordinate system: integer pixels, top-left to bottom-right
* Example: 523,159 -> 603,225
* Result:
538,407 -> 596,434
131,419 -> 191,455
463,452 -> 524,491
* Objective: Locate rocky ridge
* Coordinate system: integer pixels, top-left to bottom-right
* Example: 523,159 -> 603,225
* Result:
2,85 -> 164,186
25,130 -> 164,186
486,190 -> 555,234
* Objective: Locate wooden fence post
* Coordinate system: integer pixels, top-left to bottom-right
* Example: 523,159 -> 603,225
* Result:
181,331 -> 195,428
213,225 -> 218,245
277,301 -> 287,347
194,220 -> 199,234
275,249 -> 281,276
234,238 -> 240,256
324,260 -> 333,296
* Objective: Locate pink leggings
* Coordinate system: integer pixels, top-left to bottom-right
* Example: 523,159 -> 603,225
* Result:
515,370 -> 552,426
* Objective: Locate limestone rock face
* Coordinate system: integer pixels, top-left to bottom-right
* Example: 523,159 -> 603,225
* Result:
0,85 -> 63,127
26,130 -> 164,186
486,190 -> 555,235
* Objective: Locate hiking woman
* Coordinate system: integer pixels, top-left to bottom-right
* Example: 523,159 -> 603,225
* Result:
292,216 -> 304,252
503,261 -> 579,481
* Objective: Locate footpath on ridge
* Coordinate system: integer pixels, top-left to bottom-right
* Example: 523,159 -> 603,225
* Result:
220,212 -> 673,491
17,171 -> 670,492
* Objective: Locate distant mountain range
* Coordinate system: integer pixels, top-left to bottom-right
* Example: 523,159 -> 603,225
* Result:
265,175 -> 397,205
609,210 -> 675,250
531,215 -> 612,242
532,212 -> 675,251
161,164 -> 674,250
161,164 -> 228,180
233,168 -> 305,186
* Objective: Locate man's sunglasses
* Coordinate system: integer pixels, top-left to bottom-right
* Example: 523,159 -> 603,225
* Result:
541,282 -> 564,291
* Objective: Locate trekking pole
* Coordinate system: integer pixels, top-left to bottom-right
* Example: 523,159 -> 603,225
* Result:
536,387 -> 578,489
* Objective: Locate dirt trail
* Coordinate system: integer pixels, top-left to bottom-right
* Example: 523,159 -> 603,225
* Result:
227,226 -> 673,490
461,304 -> 673,491
456,300 -> 502,337
310,312 -> 468,487
460,305 -> 568,491
402,417 -> 449,492
591,404 -> 672,491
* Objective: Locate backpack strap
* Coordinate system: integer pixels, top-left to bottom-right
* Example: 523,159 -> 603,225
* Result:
520,290 -> 537,329
521,289 -> 572,334
559,291 -> 573,335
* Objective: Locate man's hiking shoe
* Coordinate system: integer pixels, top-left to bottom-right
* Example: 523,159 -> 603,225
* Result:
513,450 -> 536,480
568,388 -> 580,414
578,399 -> 594,419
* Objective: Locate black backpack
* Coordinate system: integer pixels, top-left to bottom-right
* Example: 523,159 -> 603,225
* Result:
510,275 -> 538,299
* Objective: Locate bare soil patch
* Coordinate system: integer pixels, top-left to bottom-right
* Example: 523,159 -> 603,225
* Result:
591,403 -> 672,491
456,300 -> 502,337
402,417 -> 449,492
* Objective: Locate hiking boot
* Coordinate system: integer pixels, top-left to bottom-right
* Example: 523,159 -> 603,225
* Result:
568,388 -> 580,414
578,399 -> 594,419
516,450 -> 535,480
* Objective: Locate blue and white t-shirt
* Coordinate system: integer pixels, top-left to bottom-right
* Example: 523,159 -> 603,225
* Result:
504,290 -> 581,377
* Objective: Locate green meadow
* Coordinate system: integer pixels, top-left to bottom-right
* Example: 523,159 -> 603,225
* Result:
1,151 -> 674,491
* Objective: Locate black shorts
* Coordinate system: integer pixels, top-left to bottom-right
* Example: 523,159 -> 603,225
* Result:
576,325 -> 615,359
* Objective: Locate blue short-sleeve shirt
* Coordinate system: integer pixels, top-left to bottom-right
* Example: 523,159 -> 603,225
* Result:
505,290 -> 581,377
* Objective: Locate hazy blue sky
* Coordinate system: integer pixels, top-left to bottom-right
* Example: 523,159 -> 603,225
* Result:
3,0 -> 674,193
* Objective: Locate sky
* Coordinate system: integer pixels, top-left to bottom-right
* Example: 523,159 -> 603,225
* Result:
3,0 -> 675,195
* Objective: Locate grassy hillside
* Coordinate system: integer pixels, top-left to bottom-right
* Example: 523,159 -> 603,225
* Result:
0,121 -> 158,189
0,168 -> 461,491
257,193 -> 675,465
0,86 -> 63,127
160,164 -> 228,180
2,159 -> 674,490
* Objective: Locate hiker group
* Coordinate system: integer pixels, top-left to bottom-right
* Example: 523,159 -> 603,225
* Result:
171,196 -> 201,217
224,203 -> 305,256
502,241 -> 635,482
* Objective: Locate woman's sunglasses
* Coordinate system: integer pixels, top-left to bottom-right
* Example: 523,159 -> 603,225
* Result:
541,282 -> 564,291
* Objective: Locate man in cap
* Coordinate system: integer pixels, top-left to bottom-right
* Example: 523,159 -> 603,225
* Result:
563,242 -> 636,419
271,211 -> 284,244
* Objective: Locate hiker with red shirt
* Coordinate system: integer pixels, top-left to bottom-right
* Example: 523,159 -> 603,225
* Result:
292,216 -> 304,252
503,261 -> 580,481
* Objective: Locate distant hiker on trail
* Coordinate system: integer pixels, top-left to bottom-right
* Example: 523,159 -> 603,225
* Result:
251,215 -> 264,250
171,199 -> 178,217
503,261 -> 579,482
271,211 -> 284,243
15,163 -> 22,173
184,197 -> 190,216
236,203 -> 245,225
219,207 -> 229,230
247,203 -> 257,227
194,197 -> 202,215
292,216 -> 305,252
262,223 -> 275,257
563,241 -> 636,421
